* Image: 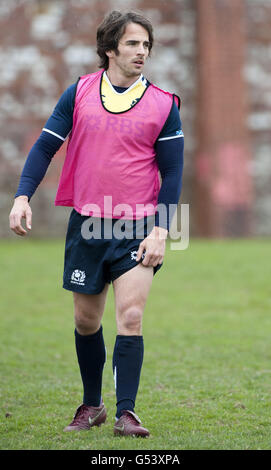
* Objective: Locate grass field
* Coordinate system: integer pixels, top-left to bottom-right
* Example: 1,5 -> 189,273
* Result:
0,237 -> 271,450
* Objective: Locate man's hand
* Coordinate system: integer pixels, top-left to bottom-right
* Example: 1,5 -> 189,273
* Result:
136,226 -> 168,267
9,195 -> 32,236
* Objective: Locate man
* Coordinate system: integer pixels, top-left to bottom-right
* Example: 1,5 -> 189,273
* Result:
9,10 -> 184,437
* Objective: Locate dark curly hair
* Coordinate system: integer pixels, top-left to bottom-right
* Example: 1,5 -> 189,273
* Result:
96,10 -> 154,70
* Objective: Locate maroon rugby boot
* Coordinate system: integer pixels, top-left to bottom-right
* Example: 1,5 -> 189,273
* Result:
113,410 -> 150,437
64,402 -> 106,431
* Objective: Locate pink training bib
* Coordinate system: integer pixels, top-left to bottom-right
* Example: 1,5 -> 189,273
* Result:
55,70 -> 177,219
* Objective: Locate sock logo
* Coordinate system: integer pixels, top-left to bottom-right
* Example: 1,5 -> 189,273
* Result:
113,366 -> 117,390
71,269 -> 86,286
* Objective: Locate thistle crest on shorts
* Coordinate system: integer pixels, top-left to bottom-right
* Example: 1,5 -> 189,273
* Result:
71,269 -> 86,286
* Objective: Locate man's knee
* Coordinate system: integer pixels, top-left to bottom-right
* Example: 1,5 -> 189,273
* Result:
73,291 -> 106,335
74,312 -> 100,335
74,301 -> 101,335
117,306 -> 143,335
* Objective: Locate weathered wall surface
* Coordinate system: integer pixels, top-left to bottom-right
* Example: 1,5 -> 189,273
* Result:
195,0 -> 253,237
0,0 -> 270,237
245,0 -> 271,235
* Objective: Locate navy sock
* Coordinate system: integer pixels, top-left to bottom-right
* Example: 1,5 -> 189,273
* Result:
112,335 -> 144,419
75,326 -> 106,407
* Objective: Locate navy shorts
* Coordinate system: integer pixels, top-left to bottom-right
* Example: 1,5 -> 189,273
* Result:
63,209 -> 163,294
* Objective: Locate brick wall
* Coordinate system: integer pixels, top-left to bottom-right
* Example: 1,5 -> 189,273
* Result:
195,0 -> 253,237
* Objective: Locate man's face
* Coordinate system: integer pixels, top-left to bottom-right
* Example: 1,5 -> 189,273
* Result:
107,22 -> 150,78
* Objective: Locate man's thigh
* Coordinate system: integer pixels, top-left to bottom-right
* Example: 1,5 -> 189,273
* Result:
73,283 -> 109,334
113,264 -> 154,333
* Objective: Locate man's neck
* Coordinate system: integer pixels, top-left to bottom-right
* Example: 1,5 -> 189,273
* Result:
105,69 -> 142,88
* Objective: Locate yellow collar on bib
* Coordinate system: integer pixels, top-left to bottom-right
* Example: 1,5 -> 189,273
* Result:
101,71 -> 148,113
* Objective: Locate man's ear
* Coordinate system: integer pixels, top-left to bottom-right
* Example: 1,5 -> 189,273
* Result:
106,50 -> 115,59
